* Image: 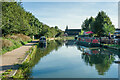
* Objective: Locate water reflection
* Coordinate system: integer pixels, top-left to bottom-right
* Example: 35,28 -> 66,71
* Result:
65,40 -> 119,75
65,40 -> 76,47
32,40 -> 64,66
25,40 -> 64,78
39,43 -> 47,49
29,40 -> 119,78
79,47 -> 115,75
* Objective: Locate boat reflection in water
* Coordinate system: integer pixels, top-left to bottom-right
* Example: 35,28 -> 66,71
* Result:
28,40 -> 120,78
65,40 -> 77,47
65,40 -> 119,75
39,36 -> 47,48
77,46 -> 116,75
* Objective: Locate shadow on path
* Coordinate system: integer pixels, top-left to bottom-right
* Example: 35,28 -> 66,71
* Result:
24,40 -> 39,46
0,64 -> 21,71
0,40 -> 39,73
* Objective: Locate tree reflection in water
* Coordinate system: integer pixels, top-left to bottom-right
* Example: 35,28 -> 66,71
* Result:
25,40 -> 119,78
27,40 -> 64,78
79,47 -> 116,75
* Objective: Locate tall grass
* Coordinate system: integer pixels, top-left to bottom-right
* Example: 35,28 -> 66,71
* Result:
1,34 -> 32,55
5,34 -> 31,42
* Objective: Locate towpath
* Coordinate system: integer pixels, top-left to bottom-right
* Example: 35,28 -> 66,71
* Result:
0,40 -> 39,74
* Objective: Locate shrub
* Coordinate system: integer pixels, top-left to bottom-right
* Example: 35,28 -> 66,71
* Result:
1,34 -> 31,54
9,39 -> 22,47
2,39 -> 13,48
5,34 -> 31,42
5,35 -> 20,41
16,34 -> 31,42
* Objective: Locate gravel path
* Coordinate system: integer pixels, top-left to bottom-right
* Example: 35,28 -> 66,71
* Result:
0,40 -> 39,74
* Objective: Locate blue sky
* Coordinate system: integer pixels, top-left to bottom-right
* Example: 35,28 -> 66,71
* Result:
22,2 -> 118,31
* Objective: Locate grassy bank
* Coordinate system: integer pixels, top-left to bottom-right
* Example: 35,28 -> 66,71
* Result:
1,44 -> 37,79
11,44 -> 37,79
2,40 -> 64,79
101,44 -> 120,49
1,34 -> 32,55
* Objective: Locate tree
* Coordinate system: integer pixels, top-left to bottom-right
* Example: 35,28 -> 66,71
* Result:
79,29 -> 84,35
93,11 -> 115,36
103,23 -> 115,36
81,18 -> 89,31
81,17 -> 95,31
81,11 -> 115,37
89,16 -> 95,32
1,2 -> 63,38
55,26 -> 58,30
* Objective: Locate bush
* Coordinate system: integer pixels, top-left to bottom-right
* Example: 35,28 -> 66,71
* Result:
5,35 -> 19,41
16,34 -> 31,42
1,39 -> 13,48
5,34 -> 31,42
1,34 -> 32,54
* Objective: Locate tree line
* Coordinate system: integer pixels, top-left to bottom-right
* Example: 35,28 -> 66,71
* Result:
1,2 -> 63,38
81,11 -> 115,37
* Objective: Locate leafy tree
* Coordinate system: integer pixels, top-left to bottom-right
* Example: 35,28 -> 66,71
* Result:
89,16 -> 95,32
81,18 -> 89,31
1,2 -> 63,38
81,11 -> 115,37
93,11 -> 115,36
79,29 -> 84,35
81,17 -> 95,31
103,23 -> 115,36
55,26 -> 58,30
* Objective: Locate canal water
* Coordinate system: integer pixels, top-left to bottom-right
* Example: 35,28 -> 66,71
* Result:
30,40 -> 120,78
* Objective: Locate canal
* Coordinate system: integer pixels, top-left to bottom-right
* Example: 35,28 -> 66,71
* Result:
29,40 -> 120,78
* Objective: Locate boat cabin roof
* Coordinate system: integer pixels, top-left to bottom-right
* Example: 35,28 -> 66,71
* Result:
40,36 -> 46,38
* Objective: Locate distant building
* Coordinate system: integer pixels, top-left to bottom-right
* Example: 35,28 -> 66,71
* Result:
64,25 -> 81,36
113,28 -> 120,38
115,28 -> 120,33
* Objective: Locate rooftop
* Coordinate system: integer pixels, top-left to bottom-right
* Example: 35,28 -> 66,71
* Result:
116,28 -> 120,30
65,29 -> 81,32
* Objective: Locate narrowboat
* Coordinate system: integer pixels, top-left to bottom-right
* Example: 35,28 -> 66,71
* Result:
39,36 -> 47,47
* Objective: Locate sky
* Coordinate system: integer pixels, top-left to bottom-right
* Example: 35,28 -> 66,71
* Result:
22,2 -> 118,31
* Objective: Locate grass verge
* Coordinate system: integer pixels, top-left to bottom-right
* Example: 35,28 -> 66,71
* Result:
1,44 -> 37,79
10,44 -> 37,79
1,36 -> 32,55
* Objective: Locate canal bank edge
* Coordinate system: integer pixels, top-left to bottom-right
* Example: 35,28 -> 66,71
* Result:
12,45 -> 37,78
77,41 -> 120,50
101,44 -> 120,50
1,43 -> 38,79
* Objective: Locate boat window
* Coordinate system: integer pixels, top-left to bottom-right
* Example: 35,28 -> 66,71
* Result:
43,38 -> 46,40
40,38 -> 42,40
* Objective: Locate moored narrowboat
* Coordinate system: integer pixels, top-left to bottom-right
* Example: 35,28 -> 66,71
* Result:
39,36 -> 47,47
